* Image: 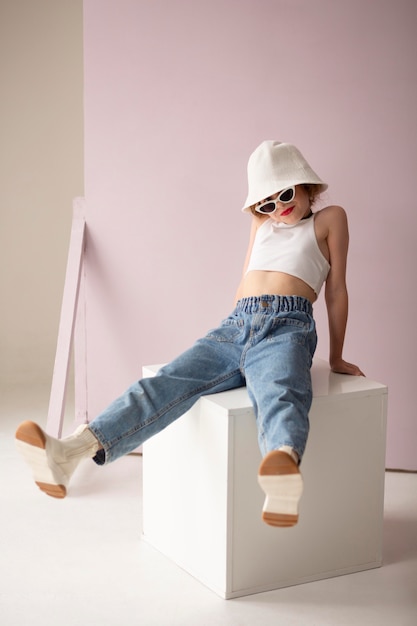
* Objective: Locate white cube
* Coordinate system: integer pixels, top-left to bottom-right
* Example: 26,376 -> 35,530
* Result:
142,358 -> 387,599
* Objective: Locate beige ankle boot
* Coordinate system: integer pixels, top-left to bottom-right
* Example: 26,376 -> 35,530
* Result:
15,421 -> 100,498
258,450 -> 303,528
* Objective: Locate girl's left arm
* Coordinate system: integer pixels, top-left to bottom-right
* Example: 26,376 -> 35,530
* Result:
324,206 -> 364,376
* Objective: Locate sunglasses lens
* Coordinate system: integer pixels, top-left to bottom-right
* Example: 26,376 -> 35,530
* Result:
258,202 -> 276,214
278,187 -> 295,203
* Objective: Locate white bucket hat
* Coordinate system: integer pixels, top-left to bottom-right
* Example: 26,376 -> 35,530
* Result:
242,140 -> 328,213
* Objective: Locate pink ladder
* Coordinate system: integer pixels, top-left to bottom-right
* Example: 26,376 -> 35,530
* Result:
46,197 -> 87,437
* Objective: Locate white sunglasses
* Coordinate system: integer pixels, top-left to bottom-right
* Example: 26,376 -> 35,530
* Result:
255,186 -> 296,214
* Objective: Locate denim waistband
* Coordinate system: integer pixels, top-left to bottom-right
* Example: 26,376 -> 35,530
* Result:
235,295 -> 313,315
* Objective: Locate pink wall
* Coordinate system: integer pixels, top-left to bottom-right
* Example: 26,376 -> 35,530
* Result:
82,0 -> 417,470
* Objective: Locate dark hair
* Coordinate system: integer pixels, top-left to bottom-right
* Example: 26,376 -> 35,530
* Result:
249,184 -> 323,216
303,183 -> 323,206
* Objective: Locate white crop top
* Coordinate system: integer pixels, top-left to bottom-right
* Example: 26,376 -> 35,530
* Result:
246,214 -> 331,295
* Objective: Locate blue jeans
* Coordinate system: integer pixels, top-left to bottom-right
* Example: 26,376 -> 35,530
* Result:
89,295 -> 317,465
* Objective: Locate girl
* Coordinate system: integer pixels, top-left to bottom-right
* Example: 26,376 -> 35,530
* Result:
16,140 -> 363,528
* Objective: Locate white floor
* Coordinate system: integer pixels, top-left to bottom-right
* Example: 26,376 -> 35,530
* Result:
1,385 -> 416,626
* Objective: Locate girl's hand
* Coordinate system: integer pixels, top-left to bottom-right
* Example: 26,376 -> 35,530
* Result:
330,358 -> 365,377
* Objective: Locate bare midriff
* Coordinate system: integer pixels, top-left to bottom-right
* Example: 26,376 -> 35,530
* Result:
239,270 -> 317,304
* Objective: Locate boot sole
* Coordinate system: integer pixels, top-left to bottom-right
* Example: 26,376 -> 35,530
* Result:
258,450 -> 303,528
15,421 -> 67,498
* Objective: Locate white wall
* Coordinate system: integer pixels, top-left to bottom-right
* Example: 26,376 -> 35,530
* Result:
82,0 -> 417,469
0,0 -> 84,386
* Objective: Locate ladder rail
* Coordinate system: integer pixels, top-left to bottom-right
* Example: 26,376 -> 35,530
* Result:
46,198 -> 86,437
